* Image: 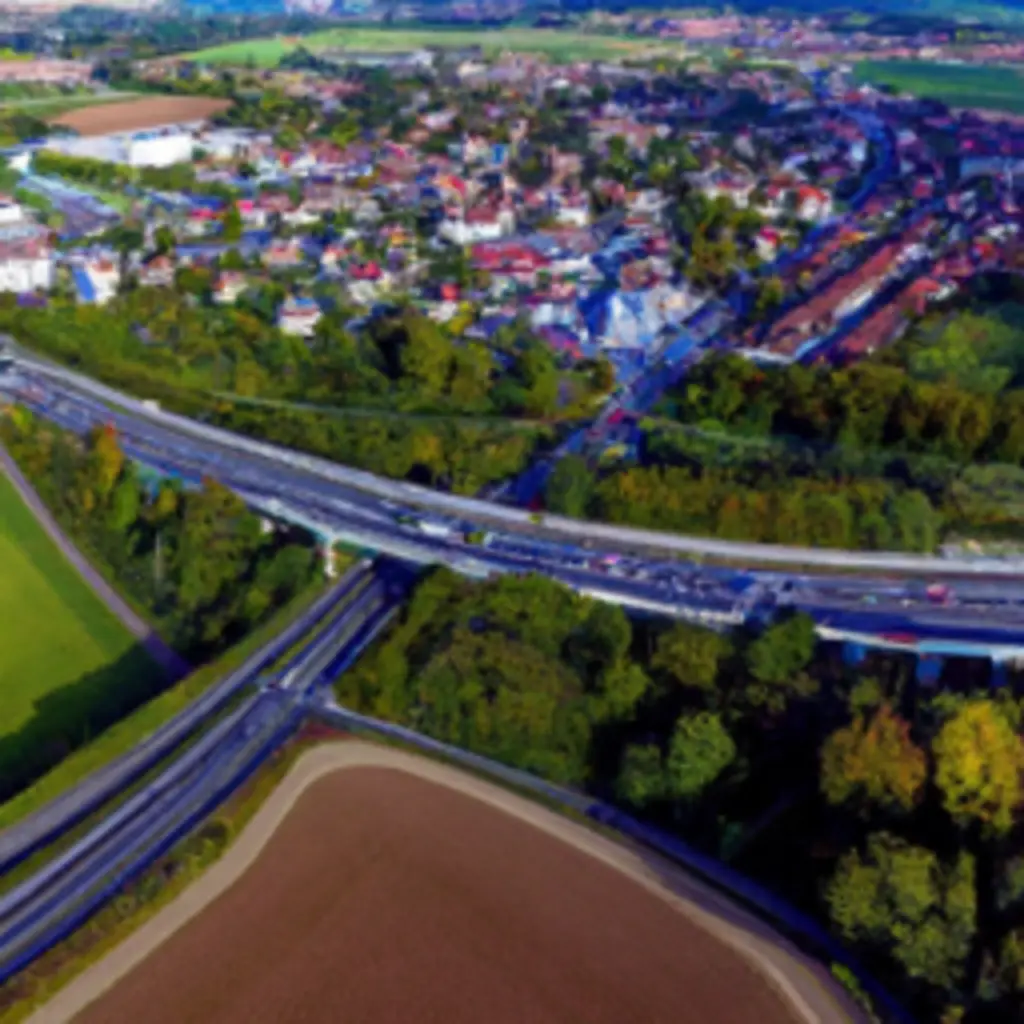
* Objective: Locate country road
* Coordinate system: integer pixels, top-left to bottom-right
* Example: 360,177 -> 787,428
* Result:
30,742 -> 863,1024
0,442 -> 189,681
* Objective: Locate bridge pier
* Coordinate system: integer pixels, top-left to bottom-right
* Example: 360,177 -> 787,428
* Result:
319,538 -> 338,579
915,655 -> 943,689
841,641 -> 868,668
991,659 -> 1010,690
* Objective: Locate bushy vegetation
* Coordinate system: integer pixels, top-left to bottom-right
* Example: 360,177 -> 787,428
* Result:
544,331 -> 1024,549
340,569 -> 1024,1019
0,293 -> 575,494
0,408 -> 317,801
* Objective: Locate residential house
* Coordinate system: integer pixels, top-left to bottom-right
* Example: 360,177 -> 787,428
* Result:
262,239 -> 306,270
277,296 -> 322,338
213,270 -> 248,305
0,235 -> 53,294
75,255 -> 119,305
439,205 -> 514,245
138,253 -> 175,288
795,185 -> 833,223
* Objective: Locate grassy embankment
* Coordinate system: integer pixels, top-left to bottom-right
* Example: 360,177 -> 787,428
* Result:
0,572 -> 329,834
0,470 -> 159,800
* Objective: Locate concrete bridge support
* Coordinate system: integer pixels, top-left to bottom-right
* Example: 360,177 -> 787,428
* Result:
915,655 -> 943,689
991,659 -> 1010,689
841,641 -> 868,668
319,538 -> 339,579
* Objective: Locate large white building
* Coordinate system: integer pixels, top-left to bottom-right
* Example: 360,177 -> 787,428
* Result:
43,129 -> 194,169
0,233 -> 54,293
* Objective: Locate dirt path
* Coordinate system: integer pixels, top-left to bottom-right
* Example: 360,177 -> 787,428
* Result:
0,443 -> 188,681
30,742 -> 859,1024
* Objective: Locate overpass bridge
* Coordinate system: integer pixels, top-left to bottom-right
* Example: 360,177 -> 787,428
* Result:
6,357 -> 1024,681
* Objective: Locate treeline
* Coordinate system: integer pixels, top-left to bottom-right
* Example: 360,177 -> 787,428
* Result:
32,150 -> 222,198
676,355 -> 1024,465
539,351 -> 1024,551
340,569 -> 1024,1021
0,294 -> 569,493
546,447 -> 942,551
1,408 -> 318,662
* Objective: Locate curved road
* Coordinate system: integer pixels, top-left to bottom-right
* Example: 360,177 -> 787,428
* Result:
0,442 -> 189,681
27,742 -> 862,1024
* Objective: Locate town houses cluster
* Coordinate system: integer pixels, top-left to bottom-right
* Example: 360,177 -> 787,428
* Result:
0,47 -> 1021,388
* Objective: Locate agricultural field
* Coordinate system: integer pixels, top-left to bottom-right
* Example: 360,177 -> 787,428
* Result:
0,471 -> 155,788
854,59 -> 1024,114
184,27 -> 665,67
73,761 -> 809,1024
50,96 -> 231,136
0,92 -> 143,122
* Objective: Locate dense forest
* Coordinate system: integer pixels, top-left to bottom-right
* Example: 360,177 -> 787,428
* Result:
340,569 -> 1024,1021
0,292 -> 579,494
545,305 -> 1024,551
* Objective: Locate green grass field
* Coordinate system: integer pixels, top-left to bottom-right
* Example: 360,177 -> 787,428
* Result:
185,27 -> 663,67
0,91 -> 141,120
855,59 -> 1024,115
0,471 -> 158,793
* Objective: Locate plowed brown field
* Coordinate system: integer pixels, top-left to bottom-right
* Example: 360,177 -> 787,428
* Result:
51,97 -> 230,136
74,764 -> 809,1024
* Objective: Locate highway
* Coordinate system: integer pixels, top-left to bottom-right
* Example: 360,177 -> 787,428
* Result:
0,560 -> 378,877
8,353 -> 1024,583
2,366 -> 1024,663
4,363 -> 1024,661
0,558 -> 403,984
0,103 -> 1004,1008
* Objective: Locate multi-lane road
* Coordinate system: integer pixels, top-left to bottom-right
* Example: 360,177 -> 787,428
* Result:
0,557 -> 402,983
5,356 -> 1024,662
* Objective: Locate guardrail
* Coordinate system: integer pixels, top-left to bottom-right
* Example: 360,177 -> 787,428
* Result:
15,349 -> 1024,578
0,561 -> 373,875
0,702 -> 305,987
317,703 -> 912,1024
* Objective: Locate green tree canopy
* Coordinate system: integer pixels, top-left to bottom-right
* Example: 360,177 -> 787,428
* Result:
616,743 -> 665,808
652,621 -> 730,696
827,832 -> 976,991
932,699 -> 1024,835
665,711 -> 736,801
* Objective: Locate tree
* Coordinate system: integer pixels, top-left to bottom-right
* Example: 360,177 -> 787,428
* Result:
153,225 -> 176,255
665,711 -> 736,801
826,832 -> 976,991
933,699 -> 1024,834
222,202 -> 243,242
821,705 -> 927,816
545,456 -> 594,518
742,612 -> 818,712
616,743 -> 665,808
88,425 -> 125,499
652,622 -> 730,696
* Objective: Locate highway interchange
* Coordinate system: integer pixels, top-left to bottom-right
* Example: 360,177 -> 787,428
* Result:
0,102 -> 1021,998
5,355 -> 1024,660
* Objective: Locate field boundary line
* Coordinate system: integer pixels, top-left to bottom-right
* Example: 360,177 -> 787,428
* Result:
30,741 -> 857,1024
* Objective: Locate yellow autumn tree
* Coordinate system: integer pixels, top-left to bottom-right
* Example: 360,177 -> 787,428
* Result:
88,424 -> 124,499
933,699 -> 1024,834
821,704 -> 927,816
